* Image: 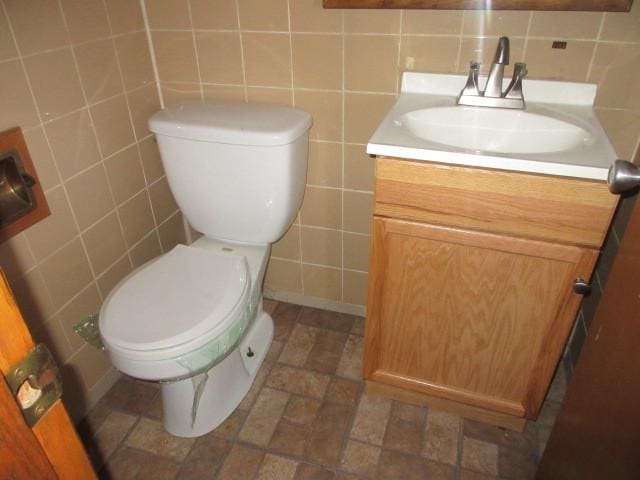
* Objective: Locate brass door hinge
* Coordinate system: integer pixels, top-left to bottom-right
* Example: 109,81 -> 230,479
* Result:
6,343 -> 63,427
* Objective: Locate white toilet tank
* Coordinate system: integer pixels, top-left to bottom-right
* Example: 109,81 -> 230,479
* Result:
149,101 -> 312,244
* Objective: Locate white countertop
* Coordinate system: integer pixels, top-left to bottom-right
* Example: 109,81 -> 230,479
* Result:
367,73 -> 617,181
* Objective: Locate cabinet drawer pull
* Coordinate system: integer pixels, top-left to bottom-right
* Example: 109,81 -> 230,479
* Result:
573,278 -> 591,295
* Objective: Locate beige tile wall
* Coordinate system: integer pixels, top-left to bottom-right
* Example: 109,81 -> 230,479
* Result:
0,0 -> 184,418
145,0 -> 640,311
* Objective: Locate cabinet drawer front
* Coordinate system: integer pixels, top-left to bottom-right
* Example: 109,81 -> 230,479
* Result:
374,157 -> 617,247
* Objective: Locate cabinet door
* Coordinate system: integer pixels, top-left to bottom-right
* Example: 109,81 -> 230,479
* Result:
364,217 -> 598,419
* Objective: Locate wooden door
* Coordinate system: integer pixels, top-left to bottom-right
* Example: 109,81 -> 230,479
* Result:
364,217 -> 597,419
0,270 -> 96,479
536,197 -> 640,480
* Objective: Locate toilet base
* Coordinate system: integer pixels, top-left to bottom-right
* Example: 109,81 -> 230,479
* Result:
160,309 -> 274,437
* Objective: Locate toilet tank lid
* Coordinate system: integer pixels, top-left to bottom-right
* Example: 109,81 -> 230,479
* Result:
149,100 -> 312,146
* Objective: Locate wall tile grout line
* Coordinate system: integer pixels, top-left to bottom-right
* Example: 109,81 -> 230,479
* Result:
0,0 -> 188,396
339,8 -> 346,305
186,0 -> 205,101
140,0 -> 164,110
99,0 -> 150,280
584,13 -> 607,82
3,0 -> 100,356
0,28 -> 149,65
56,0 -> 132,292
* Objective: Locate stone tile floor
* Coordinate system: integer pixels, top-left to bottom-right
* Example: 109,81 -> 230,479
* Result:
79,300 -> 567,479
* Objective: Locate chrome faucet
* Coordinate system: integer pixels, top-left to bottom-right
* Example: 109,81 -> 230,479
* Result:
484,36 -> 509,98
457,36 -> 527,109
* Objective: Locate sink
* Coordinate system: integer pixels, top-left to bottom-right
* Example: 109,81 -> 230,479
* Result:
367,72 -> 617,180
400,106 -> 592,155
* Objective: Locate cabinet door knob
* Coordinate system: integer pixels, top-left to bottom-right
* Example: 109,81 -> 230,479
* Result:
608,159 -> 640,194
573,278 -> 591,295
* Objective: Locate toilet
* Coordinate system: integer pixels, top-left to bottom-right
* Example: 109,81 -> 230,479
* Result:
98,100 -> 311,437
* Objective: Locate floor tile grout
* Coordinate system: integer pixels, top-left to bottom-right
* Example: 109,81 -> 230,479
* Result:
81,300 -> 561,480
455,415 -> 466,480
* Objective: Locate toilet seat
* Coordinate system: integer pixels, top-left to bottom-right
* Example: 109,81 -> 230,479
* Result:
99,245 -> 250,362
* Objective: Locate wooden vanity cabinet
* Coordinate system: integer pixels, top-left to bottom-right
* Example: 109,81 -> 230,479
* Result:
364,157 -> 618,426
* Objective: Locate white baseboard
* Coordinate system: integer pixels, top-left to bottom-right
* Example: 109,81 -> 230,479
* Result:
264,289 -> 366,317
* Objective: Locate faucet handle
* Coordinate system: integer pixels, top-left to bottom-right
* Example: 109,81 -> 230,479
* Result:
460,61 -> 481,97
514,62 -> 528,76
505,62 -> 527,100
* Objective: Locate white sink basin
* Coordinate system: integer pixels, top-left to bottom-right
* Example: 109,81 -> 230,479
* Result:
400,106 -> 591,155
367,73 -> 618,180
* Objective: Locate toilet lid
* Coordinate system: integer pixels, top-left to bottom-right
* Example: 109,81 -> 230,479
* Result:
99,245 -> 249,357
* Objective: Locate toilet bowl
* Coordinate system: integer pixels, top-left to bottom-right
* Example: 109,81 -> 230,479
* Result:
98,101 -> 311,437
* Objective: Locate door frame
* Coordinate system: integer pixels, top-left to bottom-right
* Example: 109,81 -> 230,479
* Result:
0,270 -> 96,479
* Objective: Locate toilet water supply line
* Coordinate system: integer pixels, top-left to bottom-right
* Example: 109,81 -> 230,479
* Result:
139,0 -> 193,245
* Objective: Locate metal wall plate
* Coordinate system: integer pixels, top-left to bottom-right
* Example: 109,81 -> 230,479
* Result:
73,313 -> 103,349
6,343 -> 63,427
0,127 -> 51,243
0,150 -> 37,228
